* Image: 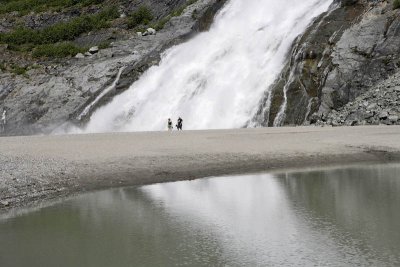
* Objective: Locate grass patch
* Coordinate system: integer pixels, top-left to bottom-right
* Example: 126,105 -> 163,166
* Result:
32,42 -> 85,58
152,15 -> 171,31
0,0 -> 106,15
98,40 -> 111,49
10,64 -> 28,75
394,0 -> 400,9
171,6 -> 186,17
153,0 -> 199,31
127,5 -> 154,29
0,7 -> 119,47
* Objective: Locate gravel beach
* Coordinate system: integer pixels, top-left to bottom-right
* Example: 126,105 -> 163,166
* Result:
1,126 -> 400,211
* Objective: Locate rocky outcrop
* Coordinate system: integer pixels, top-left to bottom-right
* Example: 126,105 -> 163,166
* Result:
258,0 -> 400,126
313,69 -> 400,126
0,0 -> 227,135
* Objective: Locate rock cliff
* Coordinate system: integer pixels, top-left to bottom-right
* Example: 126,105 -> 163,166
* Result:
254,0 -> 400,127
0,0 -> 226,135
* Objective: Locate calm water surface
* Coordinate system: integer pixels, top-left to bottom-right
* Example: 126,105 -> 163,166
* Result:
1,164 -> 400,266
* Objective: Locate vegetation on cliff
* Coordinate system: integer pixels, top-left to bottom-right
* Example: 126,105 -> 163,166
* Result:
0,0 -> 198,60
394,0 -> 400,9
0,0 -> 105,15
0,7 -> 118,45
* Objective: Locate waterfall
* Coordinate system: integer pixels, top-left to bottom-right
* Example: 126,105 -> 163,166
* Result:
82,0 -> 333,133
77,67 -> 125,121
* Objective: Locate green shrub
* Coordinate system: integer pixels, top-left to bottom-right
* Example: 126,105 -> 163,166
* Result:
152,0 -> 198,31
0,7 -> 119,47
192,9 -> 198,19
127,6 -> 154,29
153,15 -> 171,31
154,0 -> 199,30
10,64 -> 28,75
0,0 -> 106,15
0,27 -> 41,45
394,0 -> 400,9
32,42 -> 85,58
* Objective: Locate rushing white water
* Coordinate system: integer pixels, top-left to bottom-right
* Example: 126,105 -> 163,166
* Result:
83,0 -> 333,133
77,67 -> 125,121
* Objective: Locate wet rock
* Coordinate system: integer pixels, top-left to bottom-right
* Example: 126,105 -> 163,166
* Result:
263,0 -> 400,126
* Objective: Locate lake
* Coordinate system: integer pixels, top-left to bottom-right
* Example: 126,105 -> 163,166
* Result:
1,164 -> 400,266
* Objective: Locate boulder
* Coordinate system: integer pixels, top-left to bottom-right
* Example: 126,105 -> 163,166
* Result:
75,53 -> 85,59
142,28 -> 156,36
366,103 -> 377,110
389,115 -> 399,123
378,111 -> 388,120
0,200 -> 9,207
88,46 -> 99,54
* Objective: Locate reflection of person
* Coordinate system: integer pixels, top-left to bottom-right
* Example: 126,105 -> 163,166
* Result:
167,118 -> 173,131
176,117 -> 183,131
1,109 -> 6,133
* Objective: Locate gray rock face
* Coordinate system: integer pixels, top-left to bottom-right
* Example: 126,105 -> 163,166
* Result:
315,70 -> 400,126
340,0 -> 359,6
0,0 -> 227,135
257,0 -> 400,127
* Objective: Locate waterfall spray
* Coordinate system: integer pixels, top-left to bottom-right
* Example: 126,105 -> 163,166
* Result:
82,0 -> 333,133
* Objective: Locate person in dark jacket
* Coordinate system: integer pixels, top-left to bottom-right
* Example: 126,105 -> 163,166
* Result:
176,117 -> 183,130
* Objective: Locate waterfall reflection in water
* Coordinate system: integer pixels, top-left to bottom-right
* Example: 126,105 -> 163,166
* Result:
0,164 -> 400,267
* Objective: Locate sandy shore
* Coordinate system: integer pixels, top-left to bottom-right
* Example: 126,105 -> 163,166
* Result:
1,126 -> 400,211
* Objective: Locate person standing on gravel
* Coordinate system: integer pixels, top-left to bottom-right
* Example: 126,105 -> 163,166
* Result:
167,118 -> 173,131
1,109 -> 6,133
176,117 -> 183,131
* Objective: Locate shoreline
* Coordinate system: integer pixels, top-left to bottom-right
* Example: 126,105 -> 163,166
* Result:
1,126 -> 400,212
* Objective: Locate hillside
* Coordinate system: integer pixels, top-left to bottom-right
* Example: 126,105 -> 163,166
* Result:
0,0 -> 225,135
0,0 -> 399,135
